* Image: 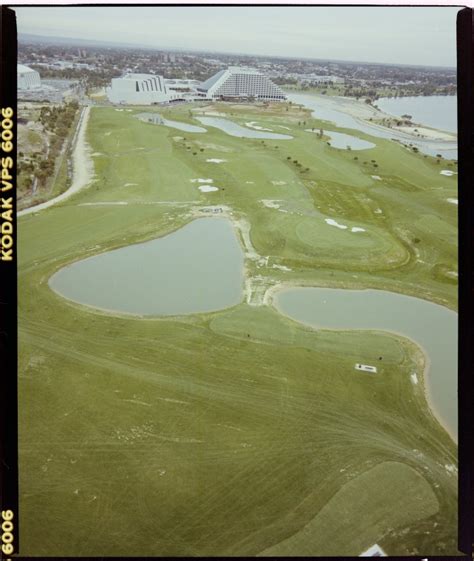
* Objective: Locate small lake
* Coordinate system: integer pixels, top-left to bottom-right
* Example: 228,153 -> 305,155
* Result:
137,112 -> 207,133
49,218 -> 244,316
307,129 -> 375,150
291,93 -> 457,160
195,116 -> 293,140
274,287 -> 457,441
375,95 -> 456,134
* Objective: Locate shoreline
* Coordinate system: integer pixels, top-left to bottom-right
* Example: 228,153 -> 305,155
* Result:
18,105 -> 94,217
289,92 -> 457,155
265,282 -> 457,444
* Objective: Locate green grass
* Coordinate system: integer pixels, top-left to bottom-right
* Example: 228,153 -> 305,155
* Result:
18,99 -> 458,556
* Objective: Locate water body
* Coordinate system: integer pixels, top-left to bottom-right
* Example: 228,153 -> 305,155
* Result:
49,218 -> 244,316
274,287 -> 457,441
290,93 -> 457,160
195,116 -> 293,140
375,96 -> 457,134
307,129 -> 375,150
137,112 -> 207,133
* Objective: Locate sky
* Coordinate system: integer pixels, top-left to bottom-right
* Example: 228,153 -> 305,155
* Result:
14,6 -> 460,67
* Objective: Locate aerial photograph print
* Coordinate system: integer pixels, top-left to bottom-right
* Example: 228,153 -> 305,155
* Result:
13,3 -> 459,557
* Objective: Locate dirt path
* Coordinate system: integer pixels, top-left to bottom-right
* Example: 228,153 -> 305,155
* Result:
18,106 -> 94,217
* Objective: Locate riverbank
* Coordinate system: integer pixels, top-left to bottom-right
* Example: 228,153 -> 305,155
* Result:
289,93 -> 457,158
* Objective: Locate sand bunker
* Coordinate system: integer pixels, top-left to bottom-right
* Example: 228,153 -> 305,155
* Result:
124,183 -> 138,187
271,180 -> 287,186
325,218 -> 365,233
440,170 -> 457,176
198,185 -> 219,192
245,121 -> 274,132
191,178 -> 214,183
371,175 -> 382,180
325,218 -> 347,230
206,159 -> 227,163
261,199 -> 282,209
447,198 -> 458,205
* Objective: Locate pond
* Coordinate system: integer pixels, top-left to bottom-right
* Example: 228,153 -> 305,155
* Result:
49,218 -> 244,316
274,286 -> 457,441
306,129 -> 375,150
137,112 -> 207,133
195,116 -> 293,139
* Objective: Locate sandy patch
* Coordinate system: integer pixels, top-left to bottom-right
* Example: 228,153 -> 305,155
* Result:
115,109 -> 124,112
261,199 -> 282,209
206,158 -> 227,163
246,181 -> 255,184
351,227 -> 366,233
199,185 -> 219,192
245,121 -> 273,132
325,218 -> 347,230
447,198 -> 458,205
191,178 -> 213,183
124,183 -> 138,187
271,180 -> 287,186
371,175 -> 382,180
273,264 -> 292,272
394,125 -> 455,141
91,152 -> 103,157
440,170 -> 457,176
374,208 -> 383,214
411,372 -> 419,385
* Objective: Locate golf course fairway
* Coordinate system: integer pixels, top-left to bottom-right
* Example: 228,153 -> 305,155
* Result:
18,98 -> 458,556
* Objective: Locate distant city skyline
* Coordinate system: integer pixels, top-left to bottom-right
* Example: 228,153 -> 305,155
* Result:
15,6 -> 459,67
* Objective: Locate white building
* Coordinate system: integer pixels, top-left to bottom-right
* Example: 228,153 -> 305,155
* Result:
17,64 -> 41,90
198,67 -> 286,101
106,73 -> 169,105
164,79 -> 207,102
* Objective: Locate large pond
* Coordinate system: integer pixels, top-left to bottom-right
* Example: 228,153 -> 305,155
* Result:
195,116 -> 293,140
137,112 -> 207,133
375,95 -> 456,134
49,218 -> 244,316
274,287 -> 457,441
290,93 -> 457,160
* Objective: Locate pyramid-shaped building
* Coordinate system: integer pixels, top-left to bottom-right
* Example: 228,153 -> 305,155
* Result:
198,67 -> 286,101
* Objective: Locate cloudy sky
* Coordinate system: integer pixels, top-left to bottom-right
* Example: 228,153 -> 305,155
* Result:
15,6 -> 459,67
